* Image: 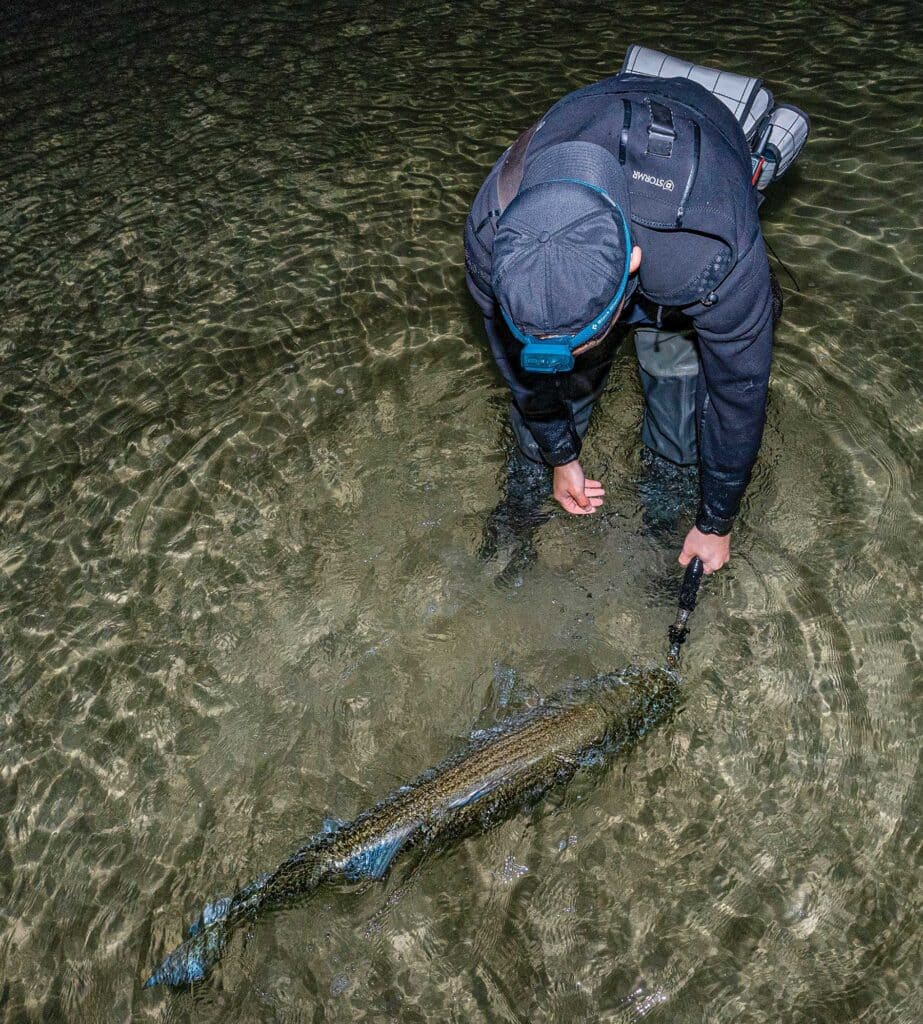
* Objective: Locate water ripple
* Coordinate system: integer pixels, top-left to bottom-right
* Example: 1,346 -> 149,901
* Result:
0,1 -> 920,1022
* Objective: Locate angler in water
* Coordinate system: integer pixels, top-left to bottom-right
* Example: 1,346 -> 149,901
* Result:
471,45 -> 808,579
145,666 -> 678,988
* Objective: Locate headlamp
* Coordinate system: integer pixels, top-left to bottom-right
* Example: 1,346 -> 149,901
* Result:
498,178 -> 632,375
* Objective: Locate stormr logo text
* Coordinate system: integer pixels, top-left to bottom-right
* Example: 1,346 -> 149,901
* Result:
632,169 -> 675,191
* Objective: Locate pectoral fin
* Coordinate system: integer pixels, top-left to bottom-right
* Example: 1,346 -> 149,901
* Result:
446,778 -> 502,810
342,825 -> 413,881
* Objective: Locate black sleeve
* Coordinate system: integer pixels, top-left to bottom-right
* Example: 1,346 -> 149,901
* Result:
465,149 -> 613,467
463,152 -> 504,319
482,316 -> 584,465
691,233 -> 774,534
467,167 -> 591,467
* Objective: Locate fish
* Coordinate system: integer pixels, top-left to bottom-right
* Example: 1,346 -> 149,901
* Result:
144,665 -> 678,988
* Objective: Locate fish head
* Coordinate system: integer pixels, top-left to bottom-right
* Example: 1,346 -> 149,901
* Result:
590,666 -> 681,724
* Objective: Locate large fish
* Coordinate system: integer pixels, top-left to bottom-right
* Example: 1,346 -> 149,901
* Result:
144,665 -> 678,988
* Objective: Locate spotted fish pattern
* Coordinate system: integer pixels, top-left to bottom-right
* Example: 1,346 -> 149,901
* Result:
144,667 -> 678,988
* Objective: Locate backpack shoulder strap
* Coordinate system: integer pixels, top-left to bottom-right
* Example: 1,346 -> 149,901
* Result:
496,120 -> 544,213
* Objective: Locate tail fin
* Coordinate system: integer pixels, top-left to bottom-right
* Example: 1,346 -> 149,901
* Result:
143,859 -> 304,989
144,919 -> 228,988
144,882 -> 262,988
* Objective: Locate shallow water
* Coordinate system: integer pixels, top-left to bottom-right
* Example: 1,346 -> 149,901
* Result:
1,1 -> 920,1021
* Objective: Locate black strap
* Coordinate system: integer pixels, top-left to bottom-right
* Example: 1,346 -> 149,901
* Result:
666,556 -> 704,667
675,122 -> 700,227
618,99 -> 631,165
646,100 -> 675,158
496,120 -> 542,213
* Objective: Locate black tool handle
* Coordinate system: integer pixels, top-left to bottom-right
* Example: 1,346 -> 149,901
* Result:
667,556 -> 705,666
679,556 -> 704,613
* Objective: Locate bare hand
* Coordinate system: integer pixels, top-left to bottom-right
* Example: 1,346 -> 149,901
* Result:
553,460 -> 605,515
679,527 -> 730,574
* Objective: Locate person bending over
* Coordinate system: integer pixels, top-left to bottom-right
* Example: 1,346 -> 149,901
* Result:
465,48 -> 807,574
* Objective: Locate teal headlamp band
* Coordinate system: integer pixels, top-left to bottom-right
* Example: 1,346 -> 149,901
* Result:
499,178 -> 633,374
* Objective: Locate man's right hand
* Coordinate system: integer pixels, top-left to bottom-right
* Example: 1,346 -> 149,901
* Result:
553,459 -> 605,515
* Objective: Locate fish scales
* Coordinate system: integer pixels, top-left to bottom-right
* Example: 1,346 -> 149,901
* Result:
144,667 -> 677,988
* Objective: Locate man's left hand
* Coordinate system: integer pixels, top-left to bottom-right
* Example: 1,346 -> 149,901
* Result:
679,527 -> 730,574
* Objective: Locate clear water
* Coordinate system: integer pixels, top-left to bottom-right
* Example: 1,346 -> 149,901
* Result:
1,1 -> 920,1021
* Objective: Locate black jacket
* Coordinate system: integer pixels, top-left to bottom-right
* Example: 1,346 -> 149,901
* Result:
464,73 -> 774,535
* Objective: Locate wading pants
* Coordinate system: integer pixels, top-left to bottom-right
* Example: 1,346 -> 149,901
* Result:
631,318 -> 699,466
498,301 -> 701,468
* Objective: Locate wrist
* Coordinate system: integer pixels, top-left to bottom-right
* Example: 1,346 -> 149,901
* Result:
695,508 -> 735,536
545,446 -> 581,467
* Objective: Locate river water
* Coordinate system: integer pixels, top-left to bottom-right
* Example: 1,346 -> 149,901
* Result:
1,1 -> 920,1021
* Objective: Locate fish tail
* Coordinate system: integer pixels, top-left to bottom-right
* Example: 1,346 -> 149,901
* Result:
143,917 -> 229,988
144,874 -> 268,988
144,850 -> 326,988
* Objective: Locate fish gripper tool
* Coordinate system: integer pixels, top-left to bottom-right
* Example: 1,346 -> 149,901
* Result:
667,556 -> 704,668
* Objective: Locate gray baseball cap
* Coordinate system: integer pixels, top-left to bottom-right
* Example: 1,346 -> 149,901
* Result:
492,141 -> 636,342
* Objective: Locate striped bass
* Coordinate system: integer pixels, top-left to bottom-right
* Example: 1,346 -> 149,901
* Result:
144,665 -> 678,988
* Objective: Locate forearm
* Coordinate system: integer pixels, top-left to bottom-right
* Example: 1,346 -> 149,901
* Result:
518,401 -> 583,467
693,238 -> 775,534
695,353 -> 771,534
482,316 -> 582,465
